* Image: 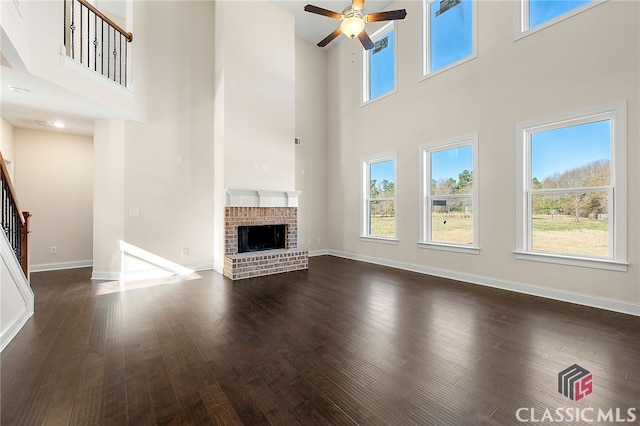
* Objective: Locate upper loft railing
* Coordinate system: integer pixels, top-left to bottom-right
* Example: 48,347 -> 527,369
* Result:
63,0 -> 133,87
0,152 -> 31,278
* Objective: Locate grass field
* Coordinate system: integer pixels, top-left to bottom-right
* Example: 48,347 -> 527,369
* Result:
370,216 -> 396,238
370,214 -> 608,256
532,215 -> 608,256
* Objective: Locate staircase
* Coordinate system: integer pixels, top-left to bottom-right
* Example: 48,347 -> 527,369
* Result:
1,151 -> 34,353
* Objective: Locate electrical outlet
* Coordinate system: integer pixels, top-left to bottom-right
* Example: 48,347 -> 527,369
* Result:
50,246 -> 57,255
423,249 -> 429,258
181,248 -> 189,257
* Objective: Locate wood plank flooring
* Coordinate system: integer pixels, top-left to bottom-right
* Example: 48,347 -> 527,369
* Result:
1,256 -> 639,425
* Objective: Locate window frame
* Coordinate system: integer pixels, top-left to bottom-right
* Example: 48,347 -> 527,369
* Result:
421,0 -> 477,80
419,134 -> 479,254
514,0 -> 606,41
362,21 -> 397,105
515,102 -> 627,271
361,152 -> 398,243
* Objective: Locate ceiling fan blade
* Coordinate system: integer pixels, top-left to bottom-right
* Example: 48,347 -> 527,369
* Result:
304,4 -> 342,20
352,0 -> 365,11
365,9 -> 407,22
358,31 -> 374,50
318,28 -> 342,47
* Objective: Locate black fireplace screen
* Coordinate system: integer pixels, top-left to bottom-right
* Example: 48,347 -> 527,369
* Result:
237,225 -> 286,253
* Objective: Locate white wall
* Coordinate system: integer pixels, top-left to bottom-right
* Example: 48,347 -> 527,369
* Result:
326,1 -> 639,312
295,39 -> 328,253
13,128 -> 93,269
93,120 -> 124,279
216,1 -> 296,192
122,1 -> 215,274
0,118 -> 15,180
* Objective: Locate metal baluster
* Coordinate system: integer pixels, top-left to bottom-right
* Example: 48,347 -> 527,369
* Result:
70,0 -> 75,59
63,0 -> 66,52
93,13 -> 97,71
101,21 -> 104,76
80,3 -> 83,64
113,29 -> 117,81
86,5 -> 90,68
119,34 -> 122,85
107,26 -> 110,80
124,39 -> 128,87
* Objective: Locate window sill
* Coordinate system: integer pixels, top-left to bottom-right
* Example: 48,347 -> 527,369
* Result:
513,0 -> 607,42
360,236 -> 399,245
361,88 -> 397,107
514,251 -> 628,272
418,242 -> 480,255
419,54 -> 477,82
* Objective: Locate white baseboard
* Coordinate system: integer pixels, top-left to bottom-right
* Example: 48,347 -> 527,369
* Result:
92,262 -> 214,282
31,260 -> 93,272
0,308 -> 32,353
308,249 -> 329,257
327,250 -> 640,317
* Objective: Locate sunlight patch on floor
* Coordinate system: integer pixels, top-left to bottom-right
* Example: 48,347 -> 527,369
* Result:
92,241 -> 201,296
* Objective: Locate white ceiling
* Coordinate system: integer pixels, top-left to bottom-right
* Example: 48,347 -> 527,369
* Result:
0,0 -> 394,137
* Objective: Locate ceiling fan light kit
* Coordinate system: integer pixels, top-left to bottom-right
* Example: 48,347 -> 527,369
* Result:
340,9 -> 365,38
304,0 -> 407,50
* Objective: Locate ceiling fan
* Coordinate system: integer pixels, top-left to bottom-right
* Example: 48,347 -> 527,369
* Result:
304,0 -> 407,50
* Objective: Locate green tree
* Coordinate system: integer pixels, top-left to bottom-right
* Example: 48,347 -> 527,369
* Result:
456,170 -> 472,193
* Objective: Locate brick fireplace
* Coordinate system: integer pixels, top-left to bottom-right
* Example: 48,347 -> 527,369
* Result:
223,190 -> 308,280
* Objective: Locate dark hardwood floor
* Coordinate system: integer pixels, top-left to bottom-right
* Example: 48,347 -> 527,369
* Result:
2,256 -> 639,425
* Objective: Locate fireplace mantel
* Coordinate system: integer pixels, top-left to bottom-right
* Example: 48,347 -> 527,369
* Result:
226,189 -> 301,208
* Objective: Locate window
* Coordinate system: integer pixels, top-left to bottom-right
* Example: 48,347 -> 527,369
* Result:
422,0 -> 476,78
363,22 -> 396,104
515,0 -> 605,39
419,135 -> 478,253
362,153 -> 397,241
515,102 -> 627,271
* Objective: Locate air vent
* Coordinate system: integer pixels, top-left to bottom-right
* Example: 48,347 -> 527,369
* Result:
16,118 -> 63,128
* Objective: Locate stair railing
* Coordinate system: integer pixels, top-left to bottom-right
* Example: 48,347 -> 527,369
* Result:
63,0 -> 133,87
0,152 -> 31,278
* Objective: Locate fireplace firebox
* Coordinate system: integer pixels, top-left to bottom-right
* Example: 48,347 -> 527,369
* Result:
237,225 -> 286,253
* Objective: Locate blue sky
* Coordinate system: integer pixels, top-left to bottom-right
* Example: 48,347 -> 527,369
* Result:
369,30 -> 395,99
431,146 -> 473,182
429,0 -> 473,73
370,160 -> 395,186
529,0 -> 592,28
531,119 -> 610,180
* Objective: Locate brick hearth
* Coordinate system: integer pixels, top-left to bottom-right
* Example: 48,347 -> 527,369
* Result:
223,207 -> 308,280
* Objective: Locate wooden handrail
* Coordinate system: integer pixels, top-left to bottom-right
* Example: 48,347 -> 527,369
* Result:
77,0 -> 133,42
0,152 -> 25,225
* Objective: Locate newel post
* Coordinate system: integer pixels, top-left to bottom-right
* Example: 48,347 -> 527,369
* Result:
21,211 -> 31,279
